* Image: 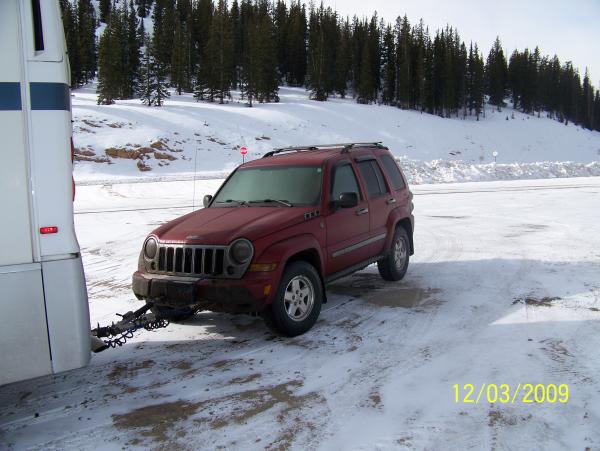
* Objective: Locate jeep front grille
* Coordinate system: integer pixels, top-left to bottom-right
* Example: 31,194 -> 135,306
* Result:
156,245 -> 226,276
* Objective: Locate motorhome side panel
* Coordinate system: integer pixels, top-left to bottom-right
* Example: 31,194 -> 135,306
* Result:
0,0 -> 34,266
43,258 -> 91,373
21,0 -> 79,258
19,0 -> 92,373
0,0 -> 52,386
0,0 -> 91,385
0,265 -> 52,385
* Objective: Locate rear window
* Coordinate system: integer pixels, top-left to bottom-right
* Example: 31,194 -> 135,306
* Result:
379,154 -> 406,190
357,160 -> 388,198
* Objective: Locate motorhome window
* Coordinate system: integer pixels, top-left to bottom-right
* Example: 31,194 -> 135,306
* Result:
31,0 -> 44,51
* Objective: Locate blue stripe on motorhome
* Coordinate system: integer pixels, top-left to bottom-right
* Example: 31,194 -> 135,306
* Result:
0,82 -> 22,111
30,82 -> 70,111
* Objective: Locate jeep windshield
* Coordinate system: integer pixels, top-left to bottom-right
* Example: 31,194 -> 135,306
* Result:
213,166 -> 323,207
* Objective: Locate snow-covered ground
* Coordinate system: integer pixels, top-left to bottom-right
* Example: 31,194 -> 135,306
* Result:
1,176 -> 599,450
71,85 -> 600,185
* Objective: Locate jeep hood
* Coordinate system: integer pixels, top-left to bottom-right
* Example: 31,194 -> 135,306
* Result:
152,206 -> 316,244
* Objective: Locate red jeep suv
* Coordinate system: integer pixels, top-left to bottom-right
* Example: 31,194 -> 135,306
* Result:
133,142 -> 414,336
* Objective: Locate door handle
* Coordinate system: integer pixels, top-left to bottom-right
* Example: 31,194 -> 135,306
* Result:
387,197 -> 396,205
356,207 -> 369,216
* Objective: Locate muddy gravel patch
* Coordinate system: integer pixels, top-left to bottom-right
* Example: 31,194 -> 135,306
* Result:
328,273 -> 441,308
512,296 -> 561,307
112,379 -> 323,448
113,399 -> 199,443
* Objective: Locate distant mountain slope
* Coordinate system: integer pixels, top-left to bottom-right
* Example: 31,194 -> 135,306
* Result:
72,85 -> 600,183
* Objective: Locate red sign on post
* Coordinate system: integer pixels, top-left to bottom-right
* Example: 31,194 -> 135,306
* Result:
240,146 -> 248,155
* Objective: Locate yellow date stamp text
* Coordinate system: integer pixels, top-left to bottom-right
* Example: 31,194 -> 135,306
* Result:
453,383 -> 569,404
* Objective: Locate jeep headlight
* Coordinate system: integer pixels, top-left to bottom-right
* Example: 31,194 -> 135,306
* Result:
144,237 -> 158,259
229,239 -> 253,265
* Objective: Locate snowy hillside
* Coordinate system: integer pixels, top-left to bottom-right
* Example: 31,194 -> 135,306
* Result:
71,84 -> 600,184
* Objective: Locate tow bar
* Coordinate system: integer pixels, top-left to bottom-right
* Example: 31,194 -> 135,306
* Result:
91,303 -> 171,353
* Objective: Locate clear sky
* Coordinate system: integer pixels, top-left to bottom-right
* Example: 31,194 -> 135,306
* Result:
319,0 -> 600,88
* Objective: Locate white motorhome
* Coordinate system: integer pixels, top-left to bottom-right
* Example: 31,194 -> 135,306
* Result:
0,0 -> 90,385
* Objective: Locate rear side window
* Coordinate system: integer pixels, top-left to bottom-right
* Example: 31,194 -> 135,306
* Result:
331,163 -> 360,200
379,154 -> 406,190
31,0 -> 45,51
357,160 -> 388,198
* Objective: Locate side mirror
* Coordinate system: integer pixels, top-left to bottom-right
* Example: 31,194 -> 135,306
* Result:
335,192 -> 358,209
203,195 -> 213,208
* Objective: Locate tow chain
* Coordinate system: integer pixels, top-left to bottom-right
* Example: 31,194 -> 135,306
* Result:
92,303 -> 170,350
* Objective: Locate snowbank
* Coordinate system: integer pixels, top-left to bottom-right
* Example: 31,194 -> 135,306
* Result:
398,158 -> 600,185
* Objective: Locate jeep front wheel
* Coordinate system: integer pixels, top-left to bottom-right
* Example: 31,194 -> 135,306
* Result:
263,261 -> 322,336
378,226 -> 410,281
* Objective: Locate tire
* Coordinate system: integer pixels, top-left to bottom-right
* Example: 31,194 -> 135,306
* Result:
377,226 -> 410,281
151,305 -> 196,322
262,261 -> 323,337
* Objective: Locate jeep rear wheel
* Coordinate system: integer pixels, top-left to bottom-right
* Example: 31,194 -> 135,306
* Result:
262,261 -> 322,336
378,226 -> 410,281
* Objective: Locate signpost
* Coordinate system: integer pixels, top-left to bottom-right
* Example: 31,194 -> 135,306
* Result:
492,150 -> 498,163
240,146 -> 248,163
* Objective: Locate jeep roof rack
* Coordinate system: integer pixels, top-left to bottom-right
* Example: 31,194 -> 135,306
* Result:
262,142 -> 385,158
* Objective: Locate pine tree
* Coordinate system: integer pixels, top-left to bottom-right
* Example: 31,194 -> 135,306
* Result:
593,90 -> 600,131
113,2 -> 129,98
333,18 -> 351,98
203,0 -> 234,103
367,14 -> 380,101
97,5 -> 123,105
411,20 -> 427,111
137,0 -> 153,18
559,61 -> 580,125
467,42 -> 485,118
59,0 -> 80,87
441,27 -> 455,117
154,58 -> 171,107
171,13 -> 187,94
306,4 -> 340,100
139,35 -> 156,106
230,0 -> 242,87
580,69 -> 594,129
123,0 -> 141,99
356,43 -> 374,103
431,31 -> 444,115
193,0 -> 214,90
381,24 -> 395,104
254,0 -> 279,102
470,44 -> 485,120
238,0 -> 256,105
485,37 -> 508,110
349,16 -> 365,98
456,41 -> 467,118
306,3 -> 328,100
422,29 -> 434,114
77,0 -> 97,85
352,14 -> 378,104
99,0 -> 111,23
273,0 -> 289,83
238,0 -> 278,105
152,0 -> 176,73
395,15 -> 411,108
287,1 -> 307,86
139,34 -> 170,107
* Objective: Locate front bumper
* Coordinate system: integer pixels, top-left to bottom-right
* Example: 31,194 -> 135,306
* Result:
132,271 -> 276,314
